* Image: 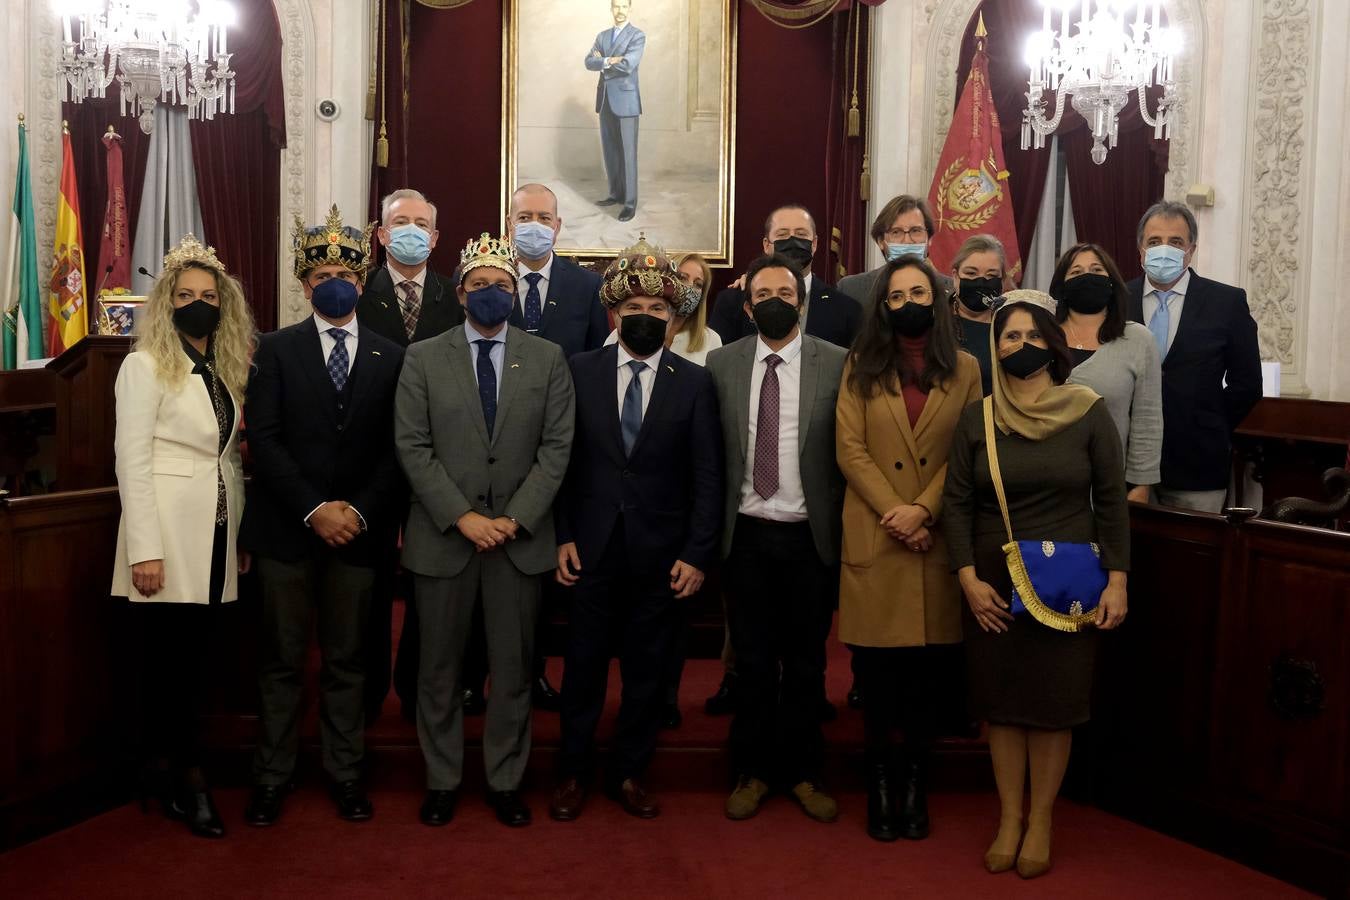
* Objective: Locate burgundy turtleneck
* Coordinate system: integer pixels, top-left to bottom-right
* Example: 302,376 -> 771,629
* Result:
898,334 -> 929,428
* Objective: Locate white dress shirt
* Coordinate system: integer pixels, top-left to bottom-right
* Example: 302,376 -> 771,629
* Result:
739,333 -> 807,522
390,264 -> 427,294
616,343 -> 658,423
1142,268 -> 1191,355
463,319 -> 508,403
314,313 -> 358,375
515,255 -> 554,320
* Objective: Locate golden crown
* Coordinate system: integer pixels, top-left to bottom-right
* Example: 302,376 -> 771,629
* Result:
162,233 -> 224,273
458,232 -> 517,282
997,288 -> 1058,317
600,232 -> 697,312
292,204 -> 375,279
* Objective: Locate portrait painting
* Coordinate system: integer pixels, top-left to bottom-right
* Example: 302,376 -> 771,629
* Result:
505,0 -> 736,262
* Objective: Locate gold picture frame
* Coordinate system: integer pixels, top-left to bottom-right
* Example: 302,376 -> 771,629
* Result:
502,0 -> 737,265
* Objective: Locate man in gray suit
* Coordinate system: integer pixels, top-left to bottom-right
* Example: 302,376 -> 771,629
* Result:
394,232 -> 575,829
585,0 -> 644,222
839,194 -> 952,311
705,253 -> 848,825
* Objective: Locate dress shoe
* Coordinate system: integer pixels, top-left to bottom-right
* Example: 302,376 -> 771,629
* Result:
898,756 -> 930,840
172,789 -> 226,839
487,790 -> 532,827
596,197 -> 621,207
659,703 -> 682,730
462,688 -> 486,717
724,775 -> 770,821
532,674 -> 561,712
244,783 -> 289,826
618,206 -> 636,222
609,778 -> 660,819
790,781 -> 839,823
1016,818 -> 1052,879
549,777 -> 588,822
704,677 -> 737,716
420,790 -> 457,826
332,780 -> 373,821
866,763 -> 900,842
984,817 -> 1024,874
817,698 -> 838,722
847,680 -> 864,710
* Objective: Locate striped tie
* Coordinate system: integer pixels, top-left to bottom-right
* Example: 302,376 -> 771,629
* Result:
399,281 -> 421,341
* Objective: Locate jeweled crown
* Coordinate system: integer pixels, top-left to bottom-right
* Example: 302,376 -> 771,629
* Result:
292,204 -> 375,279
458,232 -> 517,282
600,232 -> 698,313
162,233 -> 224,273
997,288 -> 1058,317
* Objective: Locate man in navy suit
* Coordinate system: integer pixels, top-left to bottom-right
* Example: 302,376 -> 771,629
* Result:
549,237 -> 722,822
1126,200 -> 1262,513
585,0 -> 644,221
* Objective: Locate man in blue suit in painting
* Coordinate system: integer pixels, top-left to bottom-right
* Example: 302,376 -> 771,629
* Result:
585,0 -> 644,223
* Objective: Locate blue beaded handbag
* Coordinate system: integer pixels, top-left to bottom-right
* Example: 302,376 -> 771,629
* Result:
982,397 -> 1107,633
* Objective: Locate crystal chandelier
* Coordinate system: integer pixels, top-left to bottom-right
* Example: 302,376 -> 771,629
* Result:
1021,0 -> 1180,164
55,1 -> 238,135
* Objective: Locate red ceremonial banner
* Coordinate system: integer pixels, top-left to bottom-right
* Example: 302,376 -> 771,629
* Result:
99,127 -> 131,294
926,35 -> 1023,284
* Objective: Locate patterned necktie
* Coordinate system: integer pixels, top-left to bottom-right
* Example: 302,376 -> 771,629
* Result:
753,354 -> 782,500
399,281 -> 421,341
326,328 -> 349,391
621,359 -> 646,455
475,339 -> 498,437
1148,289 -> 1173,359
523,272 -> 543,333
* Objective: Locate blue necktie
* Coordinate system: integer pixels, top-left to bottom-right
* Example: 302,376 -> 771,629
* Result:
475,339 -> 497,437
326,328 -> 349,391
621,359 -> 645,456
523,272 -> 543,333
1148,290 -> 1173,359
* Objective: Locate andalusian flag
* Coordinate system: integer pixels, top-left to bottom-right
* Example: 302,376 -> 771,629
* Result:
3,118 -> 44,369
48,122 -> 88,355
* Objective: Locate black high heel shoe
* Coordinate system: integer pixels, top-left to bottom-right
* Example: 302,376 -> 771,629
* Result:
171,787 -> 226,839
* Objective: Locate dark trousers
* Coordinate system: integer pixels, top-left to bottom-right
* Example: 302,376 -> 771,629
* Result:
599,100 -> 639,207
253,552 -> 374,785
131,601 -> 224,771
559,520 -> 675,784
850,644 -> 950,766
725,515 -> 833,785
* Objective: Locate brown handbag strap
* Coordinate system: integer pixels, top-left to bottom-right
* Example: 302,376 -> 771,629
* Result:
982,396 -> 1015,544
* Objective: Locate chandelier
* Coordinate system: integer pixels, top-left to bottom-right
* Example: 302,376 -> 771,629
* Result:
55,1 -> 238,135
1021,0 -> 1180,164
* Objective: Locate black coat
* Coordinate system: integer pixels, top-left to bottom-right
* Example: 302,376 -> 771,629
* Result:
555,345 -> 724,574
1126,270 -> 1262,491
707,278 -> 861,349
507,254 -> 610,359
241,318 -> 406,566
356,265 -> 464,347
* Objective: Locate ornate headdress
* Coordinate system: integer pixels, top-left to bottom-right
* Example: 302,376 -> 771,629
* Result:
292,204 -> 375,279
995,288 -> 1058,317
458,232 -> 517,283
599,234 -> 700,315
162,233 -> 225,274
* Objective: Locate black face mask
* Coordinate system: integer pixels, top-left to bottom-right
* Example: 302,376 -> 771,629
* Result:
957,276 -> 1002,313
173,299 -> 221,339
771,236 -> 815,273
886,302 -> 934,338
619,312 -> 667,357
999,343 -> 1054,380
1060,273 -> 1114,315
751,298 -> 800,341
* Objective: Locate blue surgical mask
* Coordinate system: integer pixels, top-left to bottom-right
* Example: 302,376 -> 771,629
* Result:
311,277 -> 359,318
386,223 -> 432,266
466,284 -> 514,327
885,241 -> 927,262
1143,244 -> 1186,285
513,221 -> 556,261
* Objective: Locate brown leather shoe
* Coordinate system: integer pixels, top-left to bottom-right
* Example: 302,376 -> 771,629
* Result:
608,778 -> 660,819
549,777 -> 588,822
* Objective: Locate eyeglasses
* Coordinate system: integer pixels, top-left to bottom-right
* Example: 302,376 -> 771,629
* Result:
885,226 -> 928,242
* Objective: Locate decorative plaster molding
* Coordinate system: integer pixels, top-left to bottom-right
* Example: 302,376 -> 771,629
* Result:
27,10 -> 63,271
276,0 -> 317,326
1242,0 -> 1313,371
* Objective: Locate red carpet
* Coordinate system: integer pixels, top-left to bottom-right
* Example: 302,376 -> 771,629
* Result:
0,787 -> 1306,898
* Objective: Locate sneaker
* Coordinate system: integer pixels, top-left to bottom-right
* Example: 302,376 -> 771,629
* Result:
791,781 -> 839,823
724,776 -> 770,820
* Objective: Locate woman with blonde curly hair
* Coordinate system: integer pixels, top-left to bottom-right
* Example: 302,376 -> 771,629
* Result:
110,234 -> 255,839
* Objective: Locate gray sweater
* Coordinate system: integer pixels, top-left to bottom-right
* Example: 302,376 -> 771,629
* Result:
1066,321 -> 1163,486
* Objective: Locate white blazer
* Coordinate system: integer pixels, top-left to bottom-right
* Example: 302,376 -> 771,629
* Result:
110,350 -> 244,604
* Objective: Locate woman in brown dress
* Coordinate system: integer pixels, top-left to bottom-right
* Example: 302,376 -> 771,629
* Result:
942,290 -> 1130,879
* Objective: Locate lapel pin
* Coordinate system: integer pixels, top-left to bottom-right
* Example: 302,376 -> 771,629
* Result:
665,364 -> 675,373
511,363 -> 521,369
380,300 -> 389,308
547,300 -> 558,306
372,350 -> 382,356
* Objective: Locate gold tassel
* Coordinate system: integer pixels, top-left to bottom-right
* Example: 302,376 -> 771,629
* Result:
847,93 -> 860,138
376,124 -> 389,168
859,151 -> 871,201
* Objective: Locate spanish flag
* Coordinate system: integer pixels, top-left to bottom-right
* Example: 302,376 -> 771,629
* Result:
48,121 -> 88,354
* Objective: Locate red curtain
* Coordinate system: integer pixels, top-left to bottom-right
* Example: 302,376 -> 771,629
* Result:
369,0 -> 412,245
823,4 -> 871,281
60,87 -> 150,294
189,0 -> 285,333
